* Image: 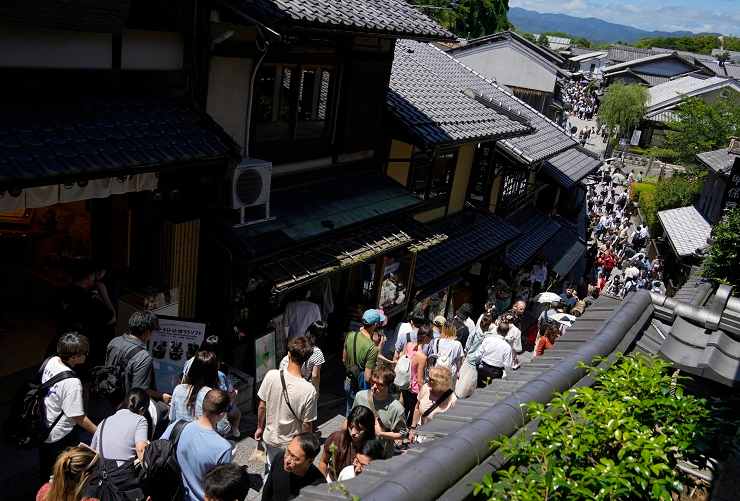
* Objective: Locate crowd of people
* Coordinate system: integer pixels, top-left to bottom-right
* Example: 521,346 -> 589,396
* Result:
561,78 -> 599,120
586,167 -> 665,298
22,162 -> 667,501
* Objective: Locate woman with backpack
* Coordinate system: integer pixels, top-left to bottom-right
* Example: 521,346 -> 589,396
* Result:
318,405 -> 376,482
170,350 -> 231,435
89,388 -> 150,465
428,323 -> 464,381
400,324 -> 433,426
455,314 -> 494,399
36,446 -> 98,501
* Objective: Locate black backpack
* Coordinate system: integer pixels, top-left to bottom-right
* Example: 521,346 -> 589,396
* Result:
82,419 -> 146,501
140,419 -> 189,501
91,343 -> 145,400
4,358 -> 77,449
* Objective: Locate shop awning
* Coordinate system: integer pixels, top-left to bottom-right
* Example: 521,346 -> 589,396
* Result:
542,148 -> 602,189
258,222 -> 415,295
230,173 -> 424,259
541,227 -> 586,277
0,97 -> 234,196
505,208 -> 562,268
658,205 -> 712,257
414,212 -> 520,289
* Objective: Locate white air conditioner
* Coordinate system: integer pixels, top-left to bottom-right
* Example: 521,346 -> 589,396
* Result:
229,158 -> 272,227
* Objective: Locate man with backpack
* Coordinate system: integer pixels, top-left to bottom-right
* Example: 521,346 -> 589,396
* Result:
342,309 -> 382,416
102,311 -> 171,436
255,336 -> 318,476
392,315 -> 424,362
160,389 -> 233,501
39,332 -> 98,477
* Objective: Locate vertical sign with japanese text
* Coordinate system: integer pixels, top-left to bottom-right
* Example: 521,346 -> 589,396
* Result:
148,317 -> 206,394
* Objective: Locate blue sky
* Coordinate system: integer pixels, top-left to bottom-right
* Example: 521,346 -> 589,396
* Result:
509,0 -> 740,36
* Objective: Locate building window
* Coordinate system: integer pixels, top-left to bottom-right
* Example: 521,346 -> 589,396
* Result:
409,150 -> 457,201
253,64 -> 334,144
498,168 -> 529,212
468,143 -> 495,208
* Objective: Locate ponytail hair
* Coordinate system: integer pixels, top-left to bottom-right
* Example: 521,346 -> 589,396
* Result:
121,387 -> 150,415
45,446 -> 97,501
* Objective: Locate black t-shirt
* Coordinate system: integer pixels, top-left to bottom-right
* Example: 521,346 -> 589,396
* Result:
262,450 -> 326,501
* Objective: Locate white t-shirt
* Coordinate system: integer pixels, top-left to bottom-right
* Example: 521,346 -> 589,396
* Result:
42,356 -> 84,443
337,465 -> 356,482
257,369 -> 317,448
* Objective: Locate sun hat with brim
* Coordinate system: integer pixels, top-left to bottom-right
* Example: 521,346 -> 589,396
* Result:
433,316 -> 446,327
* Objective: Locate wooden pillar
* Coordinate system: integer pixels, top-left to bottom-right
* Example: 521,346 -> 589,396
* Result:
162,219 -> 201,318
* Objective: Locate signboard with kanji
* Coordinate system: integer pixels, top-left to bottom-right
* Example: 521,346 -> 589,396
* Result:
148,316 -> 206,394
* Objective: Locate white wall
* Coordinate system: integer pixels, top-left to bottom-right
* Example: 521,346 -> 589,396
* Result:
579,58 -> 608,75
122,30 -> 184,70
456,44 -> 556,93
206,56 -> 253,148
0,23 -> 112,69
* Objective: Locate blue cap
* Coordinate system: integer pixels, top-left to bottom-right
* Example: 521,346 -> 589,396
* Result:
362,309 -> 386,326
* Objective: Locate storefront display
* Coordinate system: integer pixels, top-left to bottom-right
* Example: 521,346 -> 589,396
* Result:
147,316 -> 206,394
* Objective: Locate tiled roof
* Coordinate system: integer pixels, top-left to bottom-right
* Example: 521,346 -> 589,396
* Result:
607,45 -> 656,63
542,148 -> 602,189
449,31 -> 565,65
0,97 -> 233,189
505,208 -> 562,268
540,219 -> 586,276
387,43 -> 532,147
696,147 -> 738,176
413,212 -> 520,287
699,61 -> 740,79
603,53 -> 677,73
229,0 -> 454,40
393,40 -> 576,163
569,51 -> 608,63
657,205 -> 711,257
230,174 -> 422,258
635,73 -> 672,87
647,76 -> 740,112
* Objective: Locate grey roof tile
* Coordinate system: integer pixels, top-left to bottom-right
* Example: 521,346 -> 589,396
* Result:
0,97 -> 232,188
505,208 -> 562,267
414,212 -> 520,287
543,148 -> 602,189
657,205 -> 712,257
231,0 -> 454,40
607,45 -> 657,64
697,147 -> 738,176
390,40 -> 576,161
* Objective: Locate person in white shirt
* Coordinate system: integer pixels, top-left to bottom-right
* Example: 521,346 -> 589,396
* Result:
393,315 -> 424,361
469,323 -> 513,387
255,336 -> 318,475
39,332 -> 97,478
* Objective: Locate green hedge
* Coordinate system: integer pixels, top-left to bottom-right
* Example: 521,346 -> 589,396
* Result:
473,354 -> 711,501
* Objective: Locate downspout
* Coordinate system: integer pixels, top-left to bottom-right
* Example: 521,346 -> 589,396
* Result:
243,27 -> 271,158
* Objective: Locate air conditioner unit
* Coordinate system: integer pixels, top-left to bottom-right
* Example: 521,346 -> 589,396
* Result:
229,158 -> 272,227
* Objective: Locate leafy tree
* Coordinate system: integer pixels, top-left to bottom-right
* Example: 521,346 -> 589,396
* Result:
703,209 -> 740,289
638,174 -> 703,234
634,35 -> 740,55
664,92 -> 740,164
411,0 -> 509,39
598,83 -> 649,140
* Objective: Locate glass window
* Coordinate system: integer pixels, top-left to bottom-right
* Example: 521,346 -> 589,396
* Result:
409,150 -> 457,201
254,65 -> 294,143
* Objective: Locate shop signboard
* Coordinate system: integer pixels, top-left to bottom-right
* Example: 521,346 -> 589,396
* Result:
255,330 -> 277,389
148,316 -> 206,394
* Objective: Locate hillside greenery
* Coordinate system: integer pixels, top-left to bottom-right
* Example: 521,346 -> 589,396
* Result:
703,209 -> 740,289
634,35 -> 740,55
410,0 -> 510,39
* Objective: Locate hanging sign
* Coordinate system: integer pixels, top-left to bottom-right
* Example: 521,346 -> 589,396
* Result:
148,316 -> 206,394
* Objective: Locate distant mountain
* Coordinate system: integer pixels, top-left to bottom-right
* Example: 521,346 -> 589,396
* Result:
508,7 -> 694,44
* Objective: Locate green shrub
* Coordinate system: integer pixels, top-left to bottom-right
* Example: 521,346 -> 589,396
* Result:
703,209 -> 740,290
630,182 -> 656,202
640,190 -> 658,234
473,354 -> 710,501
